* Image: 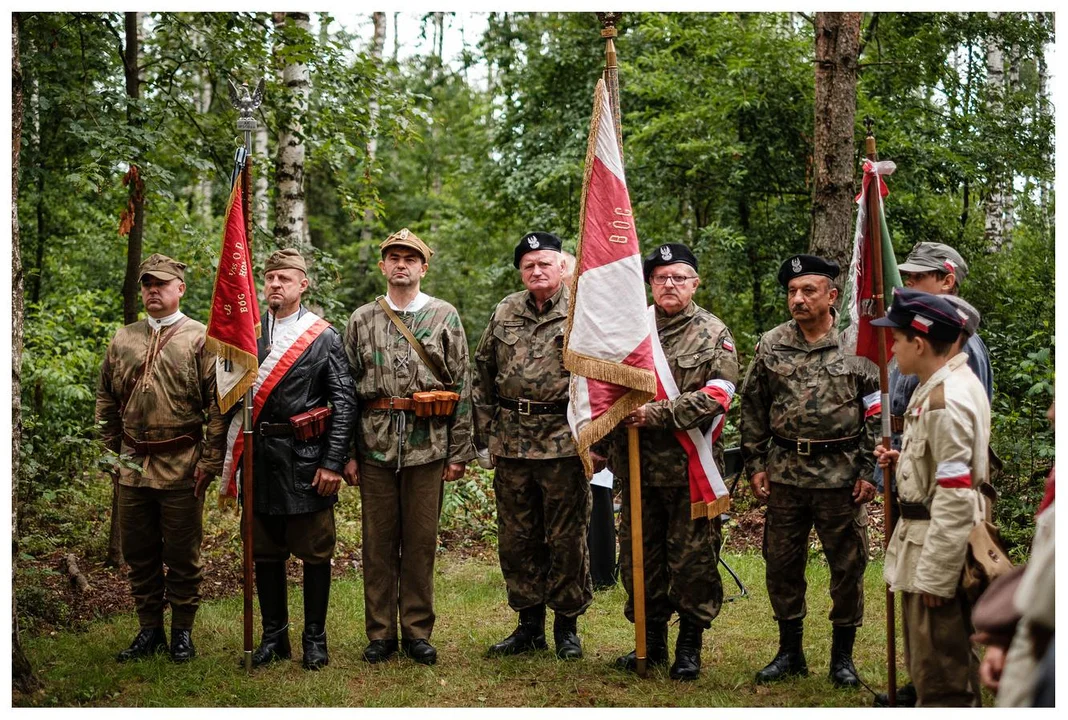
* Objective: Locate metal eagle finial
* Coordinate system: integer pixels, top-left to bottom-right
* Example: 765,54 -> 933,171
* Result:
228,78 -> 265,130
597,12 -> 622,38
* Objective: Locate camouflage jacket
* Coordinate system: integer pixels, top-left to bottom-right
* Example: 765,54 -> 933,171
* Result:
95,315 -> 227,489
739,318 -> 879,489
604,301 -> 739,487
345,294 -> 475,469
473,285 -> 576,459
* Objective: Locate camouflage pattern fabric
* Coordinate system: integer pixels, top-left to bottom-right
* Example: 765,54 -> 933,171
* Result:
473,285 -> 575,459
345,296 -> 474,468
739,319 -> 879,489
96,316 -> 227,488
762,482 -> 868,626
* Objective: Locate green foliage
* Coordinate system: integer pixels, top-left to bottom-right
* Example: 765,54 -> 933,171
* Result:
440,466 -> 498,545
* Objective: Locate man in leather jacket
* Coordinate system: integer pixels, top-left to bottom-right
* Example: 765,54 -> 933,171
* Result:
229,248 -> 356,670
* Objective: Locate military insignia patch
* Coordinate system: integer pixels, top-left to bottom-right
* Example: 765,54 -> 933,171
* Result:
722,338 -> 734,352
791,256 -> 802,273
526,235 -> 540,249
660,245 -> 672,261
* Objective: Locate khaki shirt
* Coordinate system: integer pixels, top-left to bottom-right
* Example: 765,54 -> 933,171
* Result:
739,318 -> 879,489
95,317 -> 227,489
345,295 -> 474,468
883,353 -> 991,597
473,284 -> 575,459
605,301 -> 738,487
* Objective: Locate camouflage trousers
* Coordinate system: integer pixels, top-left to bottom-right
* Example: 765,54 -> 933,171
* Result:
762,482 -> 868,626
494,457 -> 593,617
118,484 -> 205,630
619,482 -> 723,628
902,589 -> 982,707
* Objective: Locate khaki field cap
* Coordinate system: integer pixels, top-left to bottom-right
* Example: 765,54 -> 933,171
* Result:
380,228 -> 434,263
265,247 -> 308,275
898,241 -> 969,282
139,253 -> 186,282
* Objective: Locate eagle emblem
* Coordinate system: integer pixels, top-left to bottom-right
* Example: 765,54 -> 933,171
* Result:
660,245 -> 672,261
791,256 -> 802,273
526,235 -> 540,249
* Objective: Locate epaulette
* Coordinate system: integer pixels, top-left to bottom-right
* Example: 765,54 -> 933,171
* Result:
929,384 -> 946,411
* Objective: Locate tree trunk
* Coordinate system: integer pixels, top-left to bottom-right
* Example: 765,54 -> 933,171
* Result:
193,55 -> 213,225
12,12 -> 42,695
809,12 -> 861,275
361,12 -> 387,247
983,12 -> 1010,252
121,12 -> 145,326
1036,13 -> 1051,230
254,123 -> 269,234
428,12 -> 445,237
272,12 -> 311,249
393,12 -> 400,63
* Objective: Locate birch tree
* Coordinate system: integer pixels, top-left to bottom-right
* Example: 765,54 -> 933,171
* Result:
273,11 -> 311,249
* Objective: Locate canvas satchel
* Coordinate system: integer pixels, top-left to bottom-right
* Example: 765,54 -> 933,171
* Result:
961,490 -> 1013,604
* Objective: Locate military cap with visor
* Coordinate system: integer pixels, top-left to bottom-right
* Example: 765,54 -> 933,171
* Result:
264,247 -> 308,275
777,254 -> 839,288
643,243 -> 698,283
870,287 -> 965,343
944,294 -> 981,338
513,231 -> 563,269
380,227 -> 434,263
897,241 -> 969,282
139,253 -> 186,282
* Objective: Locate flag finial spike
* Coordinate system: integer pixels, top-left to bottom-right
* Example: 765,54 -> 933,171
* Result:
597,12 -> 621,38
864,115 -> 875,138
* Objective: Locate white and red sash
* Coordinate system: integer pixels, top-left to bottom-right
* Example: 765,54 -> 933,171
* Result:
219,312 -> 330,498
648,307 -> 735,519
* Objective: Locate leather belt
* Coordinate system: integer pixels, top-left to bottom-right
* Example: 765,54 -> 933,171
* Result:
891,415 -> 905,434
123,428 -> 201,456
498,396 -> 568,416
897,500 -> 931,520
366,396 -> 416,412
771,433 -> 861,457
257,422 -> 294,438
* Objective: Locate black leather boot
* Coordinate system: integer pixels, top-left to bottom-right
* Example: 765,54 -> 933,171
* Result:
486,604 -> 548,657
829,625 -> 860,688
873,681 -> 918,707
170,628 -> 196,663
401,638 -> 438,666
363,638 -> 398,663
615,621 -> 669,671
251,561 -> 291,667
755,618 -> 809,683
116,627 -> 168,662
301,562 -> 331,670
669,616 -> 704,681
553,613 -> 583,660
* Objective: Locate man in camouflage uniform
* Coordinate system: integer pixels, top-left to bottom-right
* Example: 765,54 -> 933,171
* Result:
740,254 -> 879,688
474,231 -> 592,661
343,228 -> 474,667
604,243 -> 739,681
96,253 -> 227,663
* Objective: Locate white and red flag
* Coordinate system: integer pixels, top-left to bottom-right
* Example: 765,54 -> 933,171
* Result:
565,79 -> 656,477
205,165 -> 261,414
838,159 -> 902,365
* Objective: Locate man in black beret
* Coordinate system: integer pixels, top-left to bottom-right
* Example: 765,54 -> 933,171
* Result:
740,253 -> 880,688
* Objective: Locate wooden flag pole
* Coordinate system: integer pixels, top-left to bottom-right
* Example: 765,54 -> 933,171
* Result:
597,11 -> 647,678
864,118 -> 896,705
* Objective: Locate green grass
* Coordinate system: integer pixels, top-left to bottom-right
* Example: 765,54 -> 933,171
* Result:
17,551 -> 925,707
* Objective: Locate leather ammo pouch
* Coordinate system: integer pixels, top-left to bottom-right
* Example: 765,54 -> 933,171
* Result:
411,391 -> 460,418
289,406 -> 332,442
961,490 -> 1013,605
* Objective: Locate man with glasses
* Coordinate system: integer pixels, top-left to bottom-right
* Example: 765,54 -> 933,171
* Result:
605,242 -> 739,681
739,254 -> 879,689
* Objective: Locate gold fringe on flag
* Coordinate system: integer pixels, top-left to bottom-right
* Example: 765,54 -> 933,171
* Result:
692,494 -> 731,520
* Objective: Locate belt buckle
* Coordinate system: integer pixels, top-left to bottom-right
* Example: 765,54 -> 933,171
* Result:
258,424 -> 268,438
797,438 -> 811,456
389,396 -> 401,411
517,398 -> 532,416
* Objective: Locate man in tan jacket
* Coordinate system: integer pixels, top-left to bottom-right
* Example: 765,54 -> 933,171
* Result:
96,253 -> 227,663
873,287 -> 988,706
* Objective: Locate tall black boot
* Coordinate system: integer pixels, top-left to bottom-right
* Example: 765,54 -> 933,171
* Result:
755,618 -> 809,683
553,613 -> 583,660
486,604 -> 548,656
251,561 -> 291,667
615,621 -> 669,671
829,625 -> 861,688
669,616 -> 704,681
301,562 -> 331,670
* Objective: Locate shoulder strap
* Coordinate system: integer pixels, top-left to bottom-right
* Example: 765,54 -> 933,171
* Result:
929,384 -> 946,411
376,296 -> 447,386
120,316 -> 192,413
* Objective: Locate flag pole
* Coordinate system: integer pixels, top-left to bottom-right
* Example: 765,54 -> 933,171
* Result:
864,117 -> 896,705
232,82 -> 259,673
597,11 -> 647,679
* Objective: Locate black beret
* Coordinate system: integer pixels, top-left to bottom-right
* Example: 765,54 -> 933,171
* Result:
514,231 -> 563,268
642,243 -> 698,283
871,287 -> 964,343
777,254 -> 840,288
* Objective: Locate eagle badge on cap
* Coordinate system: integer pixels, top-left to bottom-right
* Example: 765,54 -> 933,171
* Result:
791,257 -> 802,273
660,245 -> 672,261
526,235 -> 540,249
397,228 -> 410,240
